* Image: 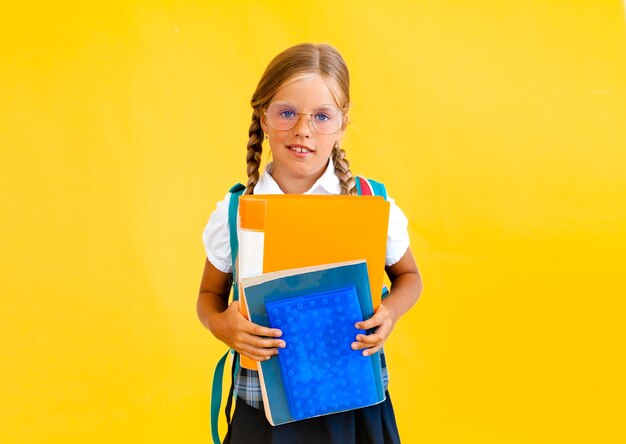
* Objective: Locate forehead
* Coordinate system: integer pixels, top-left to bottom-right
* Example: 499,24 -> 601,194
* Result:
271,75 -> 338,109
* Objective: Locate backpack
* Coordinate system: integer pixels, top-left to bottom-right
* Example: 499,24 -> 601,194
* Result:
210,176 -> 388,444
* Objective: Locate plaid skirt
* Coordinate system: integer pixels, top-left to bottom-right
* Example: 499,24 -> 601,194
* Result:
223,391 -> 400,444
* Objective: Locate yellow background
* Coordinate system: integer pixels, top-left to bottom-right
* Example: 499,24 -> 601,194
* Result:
1,1 -> 625,442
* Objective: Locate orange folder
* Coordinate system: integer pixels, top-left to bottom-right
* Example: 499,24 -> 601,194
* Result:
236,194 -> 390,370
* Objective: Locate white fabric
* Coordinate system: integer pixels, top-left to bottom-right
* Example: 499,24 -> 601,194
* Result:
202,160 -> 410,273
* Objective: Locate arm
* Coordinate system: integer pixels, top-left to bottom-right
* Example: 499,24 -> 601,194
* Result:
352,247 -> 423,356
197,258 -> 285,361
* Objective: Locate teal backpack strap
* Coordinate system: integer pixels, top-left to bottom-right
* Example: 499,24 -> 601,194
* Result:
228,183 -> 246,301
381,285 -> 390,300
210,349 -> 240,444
210,349 -> 230,444
210,183 -> 245,444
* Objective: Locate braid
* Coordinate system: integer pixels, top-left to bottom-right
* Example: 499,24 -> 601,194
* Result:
245,111 -> 264,195
332,142 -> 357,195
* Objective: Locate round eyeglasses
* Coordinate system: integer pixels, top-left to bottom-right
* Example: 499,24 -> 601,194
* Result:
264,101 -> 344,135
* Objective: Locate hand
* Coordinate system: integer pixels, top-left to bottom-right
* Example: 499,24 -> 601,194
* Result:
351,303 -> 396,356
210,301 -> 285,362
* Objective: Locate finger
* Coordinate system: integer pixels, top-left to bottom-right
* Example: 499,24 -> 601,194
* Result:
355,313 -> 383,331
236,331 -> 285,350
351,339 -> 383,354
236,341 -> 280,360
235,341 -> 275,361
355,332 -> 383,345
351,340 -> 370,351
360,317 -> 392,339
351,336 -> 382,351
361,343 -> 384,356
246,334 -> 286,350
372,322 -> 391,342
245,321 -> 283,338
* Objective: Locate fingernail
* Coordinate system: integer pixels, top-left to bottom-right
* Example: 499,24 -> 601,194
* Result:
275,330 -> 283,337
351,342 -> 358,350
266,356 -> 272,360
363,350 -> 369,356
279,341 -> 286,348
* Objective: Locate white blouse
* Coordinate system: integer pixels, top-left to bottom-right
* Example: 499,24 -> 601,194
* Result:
203,160 -> 410,273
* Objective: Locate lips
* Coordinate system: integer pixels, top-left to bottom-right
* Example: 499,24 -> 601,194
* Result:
287,144 -> 314,154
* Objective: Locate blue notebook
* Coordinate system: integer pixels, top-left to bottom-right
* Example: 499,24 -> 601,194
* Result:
240,260 -> 386,426
265,286 -> 380,420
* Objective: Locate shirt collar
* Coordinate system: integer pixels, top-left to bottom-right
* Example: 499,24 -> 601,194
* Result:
253,159 -> 341,195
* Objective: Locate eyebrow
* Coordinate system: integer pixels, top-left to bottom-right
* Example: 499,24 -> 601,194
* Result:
272,101 -> 338,110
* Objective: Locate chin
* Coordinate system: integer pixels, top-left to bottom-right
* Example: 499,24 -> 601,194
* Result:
291,167 -> 317,178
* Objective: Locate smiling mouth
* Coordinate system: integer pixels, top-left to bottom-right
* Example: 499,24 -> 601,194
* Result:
288,145 -> 313,153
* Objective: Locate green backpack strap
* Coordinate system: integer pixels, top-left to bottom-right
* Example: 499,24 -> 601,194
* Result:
228,183 -> 246,302
226,183 -> 245,386
210,349 -> 230,444
210,183 -> 245,444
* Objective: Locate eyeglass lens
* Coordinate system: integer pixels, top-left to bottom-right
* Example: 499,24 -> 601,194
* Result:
265,101 -> 343,135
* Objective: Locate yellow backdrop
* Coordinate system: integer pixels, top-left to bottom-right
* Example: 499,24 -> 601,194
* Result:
1,1 -> 625,442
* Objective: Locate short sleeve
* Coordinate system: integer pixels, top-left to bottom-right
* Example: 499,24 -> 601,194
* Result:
385,195 -> 410,266
202,192 -> 233,273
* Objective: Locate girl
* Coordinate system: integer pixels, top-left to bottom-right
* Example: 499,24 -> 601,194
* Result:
197,43 -> 422,444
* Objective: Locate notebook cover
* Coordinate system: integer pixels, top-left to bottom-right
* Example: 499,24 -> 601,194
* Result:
240,260 -> 386,426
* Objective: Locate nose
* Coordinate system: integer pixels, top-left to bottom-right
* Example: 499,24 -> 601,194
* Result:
293,113 -> 312,137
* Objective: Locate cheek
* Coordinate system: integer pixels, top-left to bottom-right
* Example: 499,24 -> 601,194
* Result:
267,133 -> 286,157
268,131 -> 287,147
318,137 -> 337,154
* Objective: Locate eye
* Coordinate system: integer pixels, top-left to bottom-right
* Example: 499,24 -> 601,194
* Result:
314,112 -> 331,122
280,109 -> 296,119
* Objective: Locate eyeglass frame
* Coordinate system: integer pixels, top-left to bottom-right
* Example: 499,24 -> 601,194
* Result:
263,100 -> 348,135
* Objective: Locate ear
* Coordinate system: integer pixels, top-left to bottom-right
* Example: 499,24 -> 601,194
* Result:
260,114 -> 269,135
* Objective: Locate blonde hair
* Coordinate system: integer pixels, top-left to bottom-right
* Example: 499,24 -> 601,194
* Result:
245,43 -> 356,195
